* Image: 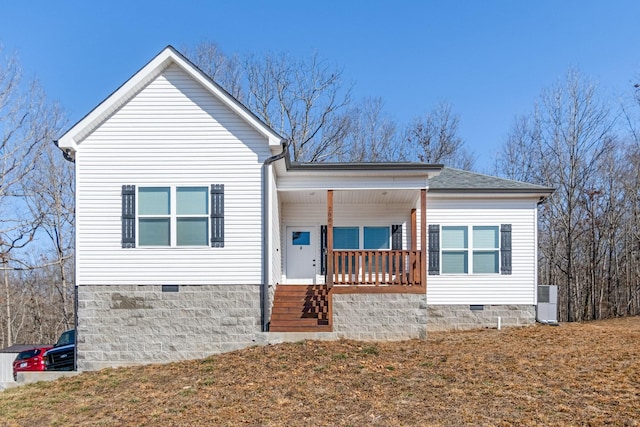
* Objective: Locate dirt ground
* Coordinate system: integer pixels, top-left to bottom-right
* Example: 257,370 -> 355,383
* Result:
1,317 -> 638,426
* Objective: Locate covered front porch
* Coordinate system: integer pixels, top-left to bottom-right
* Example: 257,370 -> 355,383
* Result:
271,188 -> 428,332
279,188 -> 428,292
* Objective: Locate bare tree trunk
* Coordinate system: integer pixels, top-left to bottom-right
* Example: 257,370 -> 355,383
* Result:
3,256 -> 11,346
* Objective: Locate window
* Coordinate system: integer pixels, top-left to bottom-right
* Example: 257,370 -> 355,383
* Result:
333,227 -> 359,249
363,227 -> 390,250
442,226 -> 468,274
138,186 -> 209,247
472,226 -> 499,274
138,187 -> 170,246
438,225 -> 502,274
176,187 -> 209,246
292,231 -> 310,246
332,226 -> 394,250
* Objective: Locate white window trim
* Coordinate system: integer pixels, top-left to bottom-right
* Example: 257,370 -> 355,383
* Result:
137,185 -> 209,247
441,225 -> 500,275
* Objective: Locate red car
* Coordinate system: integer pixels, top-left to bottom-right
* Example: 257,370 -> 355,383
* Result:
13,346 -> 53,380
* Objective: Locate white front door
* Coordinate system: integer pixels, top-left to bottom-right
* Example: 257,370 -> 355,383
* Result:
286,227 -> 316,283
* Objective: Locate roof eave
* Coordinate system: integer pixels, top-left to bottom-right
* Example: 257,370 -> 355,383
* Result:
285,159 -> 443,177
429,188 -> 555,201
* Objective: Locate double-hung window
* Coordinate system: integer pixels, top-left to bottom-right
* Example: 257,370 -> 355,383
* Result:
138,187 -> 171,246
472,226 -> 500,274
439,225 -> 502,274
138,186 -> 209,247
441,226 -> 468,274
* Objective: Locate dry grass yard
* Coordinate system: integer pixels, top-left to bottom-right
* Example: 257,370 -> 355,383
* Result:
1,317 -> 638,426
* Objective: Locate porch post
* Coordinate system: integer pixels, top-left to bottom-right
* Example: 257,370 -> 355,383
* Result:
327,190 -> 334,287
420,189 -> 427,288
410,209 -> 417,251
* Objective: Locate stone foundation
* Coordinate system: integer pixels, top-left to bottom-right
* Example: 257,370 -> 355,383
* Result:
332,293 -> 428,340
427,304 -> 536,331
77,284 -> 262,371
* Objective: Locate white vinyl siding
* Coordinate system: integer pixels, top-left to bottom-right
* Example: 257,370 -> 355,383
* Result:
427,197 -> 538,305
74,64 -> 270,286
270,169 -> 282,287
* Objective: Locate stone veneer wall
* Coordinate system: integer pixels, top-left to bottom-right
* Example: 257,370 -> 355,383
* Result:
332,294 -> 428,340
77,284 -> 262,371
427,305 -> 536,331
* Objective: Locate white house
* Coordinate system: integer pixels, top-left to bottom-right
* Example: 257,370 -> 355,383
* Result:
56,46 -> 553,371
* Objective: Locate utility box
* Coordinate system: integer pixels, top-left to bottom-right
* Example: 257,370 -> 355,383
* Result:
537,285 -> 558,323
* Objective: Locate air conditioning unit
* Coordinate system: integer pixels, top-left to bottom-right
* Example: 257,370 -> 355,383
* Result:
537,285 -> 558,324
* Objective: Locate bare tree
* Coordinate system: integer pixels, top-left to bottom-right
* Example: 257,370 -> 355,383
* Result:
23,138 -> 74,331
494,113 -> 542,182
339,97 -> 399,162
498,68 -> 617,322
0,46 -> 63,345
186,44 -> 352,162
403,101 -> 475,169
242,51 -> 351,162
181,41 -> 244,101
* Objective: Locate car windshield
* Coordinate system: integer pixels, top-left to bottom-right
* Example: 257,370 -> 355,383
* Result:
15,349 -> 39,360
56,330 -> 75,347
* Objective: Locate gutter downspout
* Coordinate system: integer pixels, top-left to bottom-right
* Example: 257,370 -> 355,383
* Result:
261,141 -> 289,332
53,138 -> 78,368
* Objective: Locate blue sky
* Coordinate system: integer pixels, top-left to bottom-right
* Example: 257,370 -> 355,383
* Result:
2,0 -> 639,171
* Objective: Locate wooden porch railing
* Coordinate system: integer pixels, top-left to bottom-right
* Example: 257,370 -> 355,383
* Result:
330,250 -> 422,286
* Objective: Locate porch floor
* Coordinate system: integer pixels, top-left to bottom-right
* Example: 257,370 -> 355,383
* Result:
269,285 -> 332,332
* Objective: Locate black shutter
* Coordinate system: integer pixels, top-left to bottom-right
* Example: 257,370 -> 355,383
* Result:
392,225 -> 403,273
210,184 -> 224,248
428,224 -> 440,275
121,185 -> 136,248
391,225 -> 402,250
500,224 -> 512,275
320,225 -> 327,275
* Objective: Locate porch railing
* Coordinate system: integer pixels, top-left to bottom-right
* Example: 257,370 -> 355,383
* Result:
330,250 -> 422,286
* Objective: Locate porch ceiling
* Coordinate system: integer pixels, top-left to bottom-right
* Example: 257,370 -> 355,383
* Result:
279,189 -> 419,205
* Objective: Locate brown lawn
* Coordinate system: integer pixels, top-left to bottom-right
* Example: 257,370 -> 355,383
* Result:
1,317 -> 639,426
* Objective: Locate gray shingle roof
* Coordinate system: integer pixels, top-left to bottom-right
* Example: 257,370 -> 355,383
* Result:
430,167 -> 554,194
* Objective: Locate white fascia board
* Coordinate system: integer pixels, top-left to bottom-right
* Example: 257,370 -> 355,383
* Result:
281,168 -> 433,179
57,47 -> 282,153
277,174 -> 429,191
428,192 -> 548,201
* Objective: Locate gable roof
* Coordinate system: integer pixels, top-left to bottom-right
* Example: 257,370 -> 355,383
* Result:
429,167 -> 554,196
56,46 -> 283,159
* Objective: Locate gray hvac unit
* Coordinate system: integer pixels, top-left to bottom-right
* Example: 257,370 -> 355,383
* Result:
537,285 -> 558,324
